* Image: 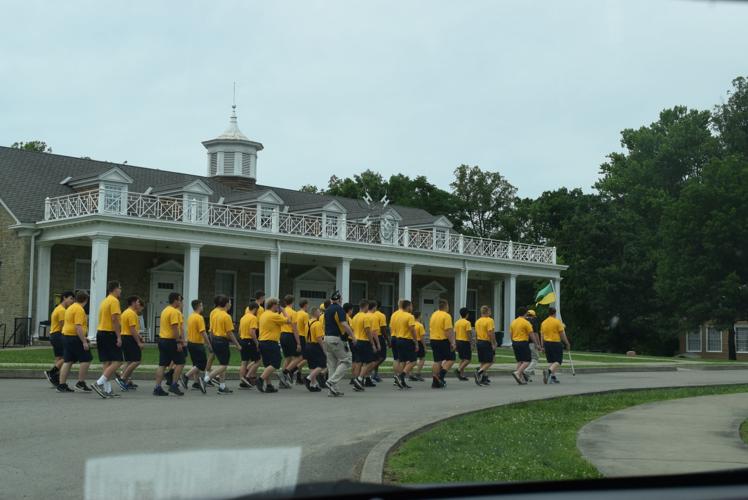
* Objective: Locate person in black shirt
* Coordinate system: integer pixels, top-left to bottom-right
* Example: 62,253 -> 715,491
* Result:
322,291 -> 354,397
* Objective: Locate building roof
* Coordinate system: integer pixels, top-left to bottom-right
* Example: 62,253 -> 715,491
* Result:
0,146 -> 443,227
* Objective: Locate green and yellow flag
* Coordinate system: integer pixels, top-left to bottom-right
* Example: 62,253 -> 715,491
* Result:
535,281 -> 556,305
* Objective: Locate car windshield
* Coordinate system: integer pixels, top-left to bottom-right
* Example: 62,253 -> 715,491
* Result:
1,1 -> 747,499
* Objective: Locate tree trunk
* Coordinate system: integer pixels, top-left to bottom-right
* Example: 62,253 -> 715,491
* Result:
728,325 -> 737,361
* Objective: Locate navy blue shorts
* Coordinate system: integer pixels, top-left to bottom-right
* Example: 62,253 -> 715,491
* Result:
280,332 -> 301,357
397,337 -> 417,363
158,338 -> 186,366
545,341 -> 563,364
377,335 -> 387,361
391,336 -> 400,360
188,342 -> 207,370
259,340 -> 282,369
122,335 -> 142,362
304,342 -> 326,369
417,340 -> 426,359
431,339 -> 455,362
212,337 -> 231,365
50,333 -> 64,358
96,330 -> 123,362
512,341 -> 531,362
62,335 -> 93,363
240,339 -> 260,362
456,340 -> 472,361
353,340 -> 375,364
476,340 -> 495,364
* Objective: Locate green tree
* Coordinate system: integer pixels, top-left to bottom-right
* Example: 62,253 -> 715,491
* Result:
712,76 -> 748,157
299,184 -> 320,194
11,140 -> 52,152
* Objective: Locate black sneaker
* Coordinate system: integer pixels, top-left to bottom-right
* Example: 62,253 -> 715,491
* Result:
311,385 -> 322,392
198,377 -> 207,394
153,385 -> 169,396
115,376 -> 128,391
91,382 -> 108,399
352,377 -> 365,391
75,381 -> 92,392
210,376 -> 220,386
168,384 -> 184,396
474,369 -> 482,386
400,375 -> 412,389
106,391 -> 121,398
543,369 -> 549,384
257,378 -> 266,393
364,377 -> 376,387
164,369 -> 174,386
511,371 -> 523,385
206,379 -> 215,387
239,381 -> 251,389
56,383 -> 74,393
325,380 -> 341,396
240,376 -> 254,388
304,376 -> 313,392
180,374 -> 190,390
482,376 -> 491,385
192,382 -> 202,390
265,384 -> 278,393
129,382 -> 139,388
393,375 -> 403,389
522,372 -> 530,383
278,377 -> 291,389
44,370 -> 57,387
431,378 -> 445,389
295,371 -> 304,385
550,376 -> 560,384
217,387 -> 233,395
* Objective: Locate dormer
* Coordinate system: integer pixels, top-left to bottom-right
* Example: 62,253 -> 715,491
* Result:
152,179 -> 214,223
294,199 -> 348,239
66,166 -> 133,214
227,189 -> 284,231
402,215 -> 453,250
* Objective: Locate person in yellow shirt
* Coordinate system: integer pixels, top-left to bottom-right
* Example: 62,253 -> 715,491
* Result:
278,294 -> 301,389
44,290 -> 75,387
350,300 -> 378,391
57,291 -> 94,393
257,297 -> 293,393
184,299 -> 210,393
509,306 -> 538,385
238,301 -> 261,389
117,295 -> 145,391
207,295 -> 241,395
303,307 -> 326,391
369,301 -> 388,383
92,280 -> 123,398
154,292 -> 187,397
389,306 -> 402,380
454,307 -> 474,381
474,305 -> 497,386
428,299 -> 456,388
411,311 -> 427,383
540,306 -> 570,384
202,295 -> 221,386
246,290 -> 265,317
291,299 -> 311,385
390,300 -> 418,389
524,309 -> 541,382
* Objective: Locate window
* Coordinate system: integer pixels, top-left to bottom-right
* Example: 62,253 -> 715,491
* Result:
379,282 -> 394,318
736,326 -> 748,354
351,281 -> 368,313
466,289 -> 478,324
249,273 -> 264,299
102,183 -> 125,214
300,289 -> 327,300
215,271 -> 236,318
686,329 -> 701,352
74,259 -> 91,293
241,153 -> 252,176
209,153 -> 218,176
223,152 -> 235,175
706,326 -> 722,352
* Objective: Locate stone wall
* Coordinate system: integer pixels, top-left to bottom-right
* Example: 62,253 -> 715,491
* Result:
0,205 -> 30,336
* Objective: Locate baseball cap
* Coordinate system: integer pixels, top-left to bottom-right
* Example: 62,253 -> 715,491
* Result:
331,290 -> 342,301
527,309 -> 536,317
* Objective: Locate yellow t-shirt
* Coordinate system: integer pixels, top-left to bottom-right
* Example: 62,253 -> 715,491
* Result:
296,309 -> 310,338
159,305 -> 183,340
415,322 -> 425,341
281,306 -> 296,333
374,310 -> 387,335
187,313 -> 207,343
429,310 -> 453,341
209,308 -> 218,333
391,310 -> 416,339
120,308 -> 139,336
389,309 -> 401,338
510,317 -> 533,342
239,312 -> 259,340
245,304 -> 266,317
50,304 -> 66,334
211,309 -> 234,338
454,318 -> 472,342
541,316 -> 565,342
62,303 -> 87,336
352,311 -> 373,341
97,294 -> 121,331
259,311 -> 287,342
475,316 -> 495,342
308,319 -> 324,343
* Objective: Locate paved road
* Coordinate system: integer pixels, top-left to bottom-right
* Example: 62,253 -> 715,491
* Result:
578,392 -> 748,477
0,369 -> 746,499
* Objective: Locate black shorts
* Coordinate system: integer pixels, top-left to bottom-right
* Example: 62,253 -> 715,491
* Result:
545,341 -> 564,364
417,340 -> 426,359
50,333 -> 64,358
240,339 -> 260,362
431,339 -> 455,362
304,342 -> 326,369
353,340 -> 375,364
62,335 -> 93,363
477,340 -> 495,364
397,337 -> 417,363
96,330 -> 123,362
377,335 -> 387,361
122,335 -> 142,362
391,336 -> 400,360
456,340 -> 472,361
512,341 -> 531,362
158,338 -> 186,366
280,332 -> 301,357
212,337 -> 231,366
188,342 -> 207,371
259,340 -> 282,369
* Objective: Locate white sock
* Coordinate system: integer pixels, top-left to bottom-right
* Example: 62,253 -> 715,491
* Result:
203,374 -> 210,382
219,383 -> 226,390
97,375 -> 107,385
104,381 -> 112,392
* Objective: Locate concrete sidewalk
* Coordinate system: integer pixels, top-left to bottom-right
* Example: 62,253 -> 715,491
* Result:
578,393 -> 748,476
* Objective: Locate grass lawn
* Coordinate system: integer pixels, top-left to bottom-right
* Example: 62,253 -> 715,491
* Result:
385,384 -> 748,484
741,419 -> 748,445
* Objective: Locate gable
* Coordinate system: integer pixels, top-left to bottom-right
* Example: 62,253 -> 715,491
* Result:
148,259 -> 184,273
420,280 -> 448,292
294,265 -> 336,283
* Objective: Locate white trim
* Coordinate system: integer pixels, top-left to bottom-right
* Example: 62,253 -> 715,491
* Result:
148,259 -> 184,273
705,325 -> 723,353
420,280 -> 448,293
686,328 -> 702,353
295,265 -> 337,283
0,196 -> 21,224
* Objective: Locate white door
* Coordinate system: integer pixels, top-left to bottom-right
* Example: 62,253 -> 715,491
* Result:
150,272 -> 183,339
420,290 -> 441,338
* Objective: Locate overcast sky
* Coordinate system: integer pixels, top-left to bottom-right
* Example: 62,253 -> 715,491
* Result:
1,0 -> 746,198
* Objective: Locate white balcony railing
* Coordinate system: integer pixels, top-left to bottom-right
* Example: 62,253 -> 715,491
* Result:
43,189 -> 557,264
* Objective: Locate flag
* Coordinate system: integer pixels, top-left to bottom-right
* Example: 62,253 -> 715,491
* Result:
535,281 -> 556,305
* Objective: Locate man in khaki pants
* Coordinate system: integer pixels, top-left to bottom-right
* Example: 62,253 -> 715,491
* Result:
323,290 -> 355,397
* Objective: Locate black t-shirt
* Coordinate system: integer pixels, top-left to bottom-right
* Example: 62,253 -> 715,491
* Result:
324,303 -> 347,337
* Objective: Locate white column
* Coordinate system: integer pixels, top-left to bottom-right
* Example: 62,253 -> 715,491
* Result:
398,263 -> 413,301
336,257 -> 351,303
35,243 -> 52,336
502,274 -> 517,346
554,278 -> 562,319
453,268 -> 468,322
492,280 -> 502,341
88,236 -> 110,339
264,251 -> 280,299
183,244 -> 201,319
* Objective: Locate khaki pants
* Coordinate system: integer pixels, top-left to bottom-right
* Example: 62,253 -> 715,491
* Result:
527,343 -> 539,375
323,336 -> 352,385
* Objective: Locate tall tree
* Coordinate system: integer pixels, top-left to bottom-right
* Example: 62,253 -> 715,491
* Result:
712,76 -> 748,157
11,140 -> 52,152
